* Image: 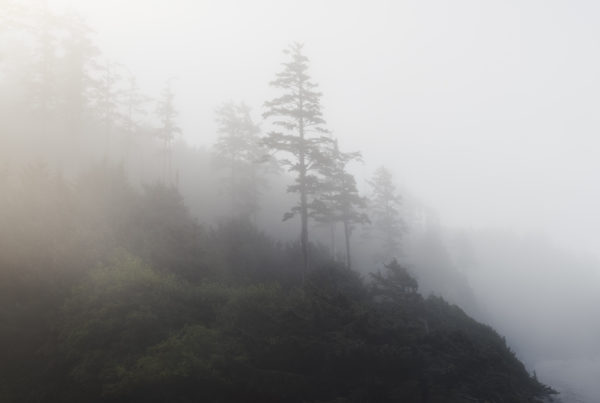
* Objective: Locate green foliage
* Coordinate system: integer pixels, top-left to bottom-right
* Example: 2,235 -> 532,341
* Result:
371,258 -> 419,298
0,9 -> 555,402
107,324 -> 243,402
0,163 -> 555,403
57,253 -> 199,397
130,183 -> 208,280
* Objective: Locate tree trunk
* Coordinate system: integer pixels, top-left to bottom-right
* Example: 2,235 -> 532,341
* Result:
330,222 -> 336,259
300,186 -> 308,276
344,219 -> 351,270
299,115 -> 308,281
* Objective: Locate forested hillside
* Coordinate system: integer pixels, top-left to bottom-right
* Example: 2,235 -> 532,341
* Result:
0,166 -> 554,402
0,3 -> 557,402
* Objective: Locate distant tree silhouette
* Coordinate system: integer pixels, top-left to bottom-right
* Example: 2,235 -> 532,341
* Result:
59,13 -> 99,140
369,166 -> 404,260
155,80 -> 181,185
121,71 -> 150,168
93,60 -> 124,160
213,101 -> 266,220
29,4 -> 60,120
263,42 -> 331,277
371,258 -> 418,298
312,139 -> 368,269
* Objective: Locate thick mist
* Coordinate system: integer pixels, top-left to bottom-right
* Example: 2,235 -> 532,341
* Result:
2,1 -> 600,401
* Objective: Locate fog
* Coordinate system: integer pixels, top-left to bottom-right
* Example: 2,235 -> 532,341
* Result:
60,0 -> 600,253
3,0 -> 600,401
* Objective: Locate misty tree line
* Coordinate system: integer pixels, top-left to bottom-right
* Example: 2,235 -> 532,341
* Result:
0,4 -> 406,272
0,7 -> 558,402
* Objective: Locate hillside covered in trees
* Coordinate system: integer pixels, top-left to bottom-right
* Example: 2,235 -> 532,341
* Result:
0,3 -> 557,403
0,166 -> 554,402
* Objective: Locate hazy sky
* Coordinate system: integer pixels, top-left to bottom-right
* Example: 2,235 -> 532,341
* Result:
48,0 -> 600,258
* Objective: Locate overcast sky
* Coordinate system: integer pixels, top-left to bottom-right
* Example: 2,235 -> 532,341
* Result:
48,0 -> 600,258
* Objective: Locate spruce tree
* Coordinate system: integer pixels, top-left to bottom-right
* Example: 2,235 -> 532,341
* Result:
263,42 -> 330,276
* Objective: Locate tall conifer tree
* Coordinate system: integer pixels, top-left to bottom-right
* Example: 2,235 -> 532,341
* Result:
263,42 -> 330,276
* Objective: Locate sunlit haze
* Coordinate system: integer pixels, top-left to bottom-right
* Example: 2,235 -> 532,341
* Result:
3,1 -> 600,401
